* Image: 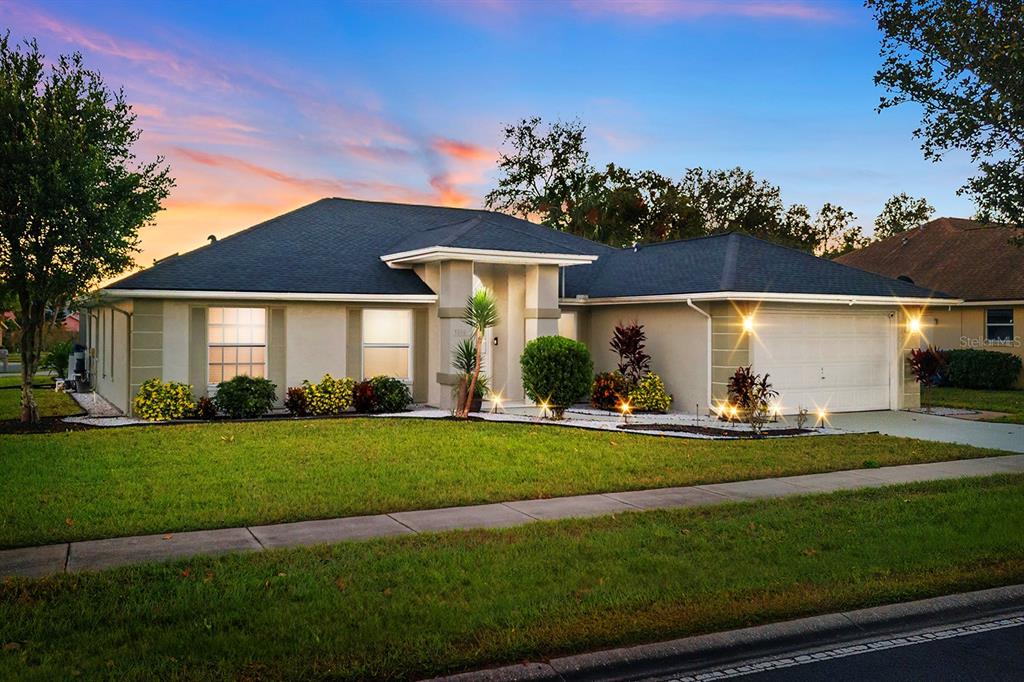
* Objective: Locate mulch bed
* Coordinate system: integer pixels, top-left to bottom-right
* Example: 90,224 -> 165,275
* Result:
619,423 -> 814,438
0,417 -> 93,435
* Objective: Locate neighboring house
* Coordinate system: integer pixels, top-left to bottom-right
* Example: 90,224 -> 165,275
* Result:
837,218 -> 1023,387
82,198 -> 950,415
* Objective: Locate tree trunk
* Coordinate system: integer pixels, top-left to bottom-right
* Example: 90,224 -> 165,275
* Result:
462,331 -> 484,417
19,303 -> 40,424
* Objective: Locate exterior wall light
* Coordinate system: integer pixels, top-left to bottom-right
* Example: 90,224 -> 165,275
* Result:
742,315 -> 755,334
907,317 -> 922,334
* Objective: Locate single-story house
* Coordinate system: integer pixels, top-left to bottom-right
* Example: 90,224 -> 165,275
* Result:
837,217 -> 1023,387
83,198 -> 951,416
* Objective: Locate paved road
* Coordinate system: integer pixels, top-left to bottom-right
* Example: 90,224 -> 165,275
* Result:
658,614 -> 1024,682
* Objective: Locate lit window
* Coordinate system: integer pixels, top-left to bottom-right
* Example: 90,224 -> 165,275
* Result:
986,308 -> 1014,342
362,309 -> 412,380
208,307 -> 267,385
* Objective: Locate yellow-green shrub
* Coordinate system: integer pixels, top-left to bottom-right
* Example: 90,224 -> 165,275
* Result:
302,374 -> 355,415
630,373 -> 672,412
133,378 -> 197,421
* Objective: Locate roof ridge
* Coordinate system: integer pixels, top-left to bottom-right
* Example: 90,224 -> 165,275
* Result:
476,216 -> 600,255
719,233 -> 740,290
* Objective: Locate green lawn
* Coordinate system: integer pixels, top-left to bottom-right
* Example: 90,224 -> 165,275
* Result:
0,374 -> 53,389
0,418 -> 1006,548
1,475 -> 1021,681
923,386 -> 1024,424
0,385 -> 80,421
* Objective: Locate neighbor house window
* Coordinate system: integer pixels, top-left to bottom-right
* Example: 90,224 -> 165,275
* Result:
362,309 -> 412,381
208,307 -> 267,385
986,309 -> 1014,342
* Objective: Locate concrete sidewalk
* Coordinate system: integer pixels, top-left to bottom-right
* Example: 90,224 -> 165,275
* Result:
2,454 -> 1022,578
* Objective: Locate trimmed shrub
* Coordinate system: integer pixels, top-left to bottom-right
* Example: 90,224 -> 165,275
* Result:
630,373 -> 673,412
591,370 -> 630,410
133,379 -> 196,421
191,396 -> 217,420
284,386 -> 310,417
946,349 -> 1022,390
302,374 -> 355,415
213,375 -> 277,418
520,336 -> 593,418
370,375 -> 413,413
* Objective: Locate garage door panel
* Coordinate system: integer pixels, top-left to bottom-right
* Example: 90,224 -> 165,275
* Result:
752,312 -> 892,413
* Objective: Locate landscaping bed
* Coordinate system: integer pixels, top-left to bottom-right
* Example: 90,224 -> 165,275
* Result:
0,475 -> 1021,680
619,422 -> 813,437
0,418 -> 1006,548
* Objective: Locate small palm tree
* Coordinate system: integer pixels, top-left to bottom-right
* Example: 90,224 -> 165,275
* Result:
457,288 -> 499,418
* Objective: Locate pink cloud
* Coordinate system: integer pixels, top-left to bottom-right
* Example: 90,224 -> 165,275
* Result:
432,137 -> 493,163
570,0 -> 840,21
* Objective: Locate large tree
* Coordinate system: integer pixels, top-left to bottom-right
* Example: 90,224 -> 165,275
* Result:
0,36 -> 173,422
868,0 -> 1023,236
874,192 -> 935,239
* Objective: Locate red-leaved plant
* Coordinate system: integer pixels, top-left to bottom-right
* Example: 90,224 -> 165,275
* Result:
908,346 -> 949,386
610,322 -> 651,385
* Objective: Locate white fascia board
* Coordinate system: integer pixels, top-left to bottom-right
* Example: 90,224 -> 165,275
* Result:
560,291 -> 962,306
949,299 -> 1024,306
381,246 -> 599,268
99,289 -> 438,303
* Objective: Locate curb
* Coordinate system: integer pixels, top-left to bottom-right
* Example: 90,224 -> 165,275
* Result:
423,584 -> 1024,682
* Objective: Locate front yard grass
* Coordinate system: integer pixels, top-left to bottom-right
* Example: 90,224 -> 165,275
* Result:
1,475 -> 1022,680
0,418 -> 1007,548
0,385 -> 81,421
922,385 -> 1024,424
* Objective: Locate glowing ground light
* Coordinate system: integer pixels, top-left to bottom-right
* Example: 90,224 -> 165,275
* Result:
488,391 -> 504,414
538,399 -> 552,419
816,407 -> 829,426
618,399 -> 632,424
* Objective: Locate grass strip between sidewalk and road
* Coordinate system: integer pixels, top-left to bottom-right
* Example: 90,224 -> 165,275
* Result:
0,418 -> 1008,548
1,475 -> 1022,680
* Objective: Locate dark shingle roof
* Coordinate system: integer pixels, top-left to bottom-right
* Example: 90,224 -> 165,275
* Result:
107,198 -> 609,295
835,218 -> 1023,301
107,198 -> 950,301
564,232 -> 952,299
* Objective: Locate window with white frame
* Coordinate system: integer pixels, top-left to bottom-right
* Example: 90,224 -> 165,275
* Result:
362,309 -> 412,381
208,307 -> 267,385
986,308 -> 1014,342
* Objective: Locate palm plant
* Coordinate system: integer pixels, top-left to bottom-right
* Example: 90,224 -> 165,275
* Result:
456,288 -> 499,418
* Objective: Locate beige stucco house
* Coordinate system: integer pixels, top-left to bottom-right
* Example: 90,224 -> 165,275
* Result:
838,218 -> 1023,387
83,198 -> 950,416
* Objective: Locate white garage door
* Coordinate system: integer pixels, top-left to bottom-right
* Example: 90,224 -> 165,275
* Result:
752,312 -> 893,413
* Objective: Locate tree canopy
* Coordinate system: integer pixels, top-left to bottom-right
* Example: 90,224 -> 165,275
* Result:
485,117 -> 870,255
868,0 -> 1022,237
874,192 -> 935,240
0,35 -> 174,422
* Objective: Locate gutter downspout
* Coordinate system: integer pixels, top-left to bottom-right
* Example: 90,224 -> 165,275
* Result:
687,298 -> 712,415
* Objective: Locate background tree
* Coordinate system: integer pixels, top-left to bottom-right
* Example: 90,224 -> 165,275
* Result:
810,203 -> 867,258
874,192 -> 935,240
0,36 -> 174,422
868,0 -> 1023,239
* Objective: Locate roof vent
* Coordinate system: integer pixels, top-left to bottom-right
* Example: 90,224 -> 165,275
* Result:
207,234 -> 217,244
901,237 -> 909,246
897,275 -> 915,284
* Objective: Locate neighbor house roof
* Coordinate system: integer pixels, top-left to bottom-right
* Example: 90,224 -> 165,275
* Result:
106,198 -> 609,296
563,232 -> 950,301
834,218 -> 1023,302
105,197 -> 948,303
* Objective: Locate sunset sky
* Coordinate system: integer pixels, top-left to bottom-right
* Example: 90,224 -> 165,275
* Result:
3,0 -> 977,269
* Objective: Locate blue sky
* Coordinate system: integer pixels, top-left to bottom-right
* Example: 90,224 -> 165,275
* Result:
2,0 -> 977,265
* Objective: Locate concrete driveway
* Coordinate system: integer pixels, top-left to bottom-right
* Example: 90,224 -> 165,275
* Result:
828,411 -> 1024,453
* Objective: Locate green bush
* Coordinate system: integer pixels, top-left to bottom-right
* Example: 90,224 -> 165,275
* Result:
520,336 -> 593,418
301,374 -> 355,415
133,379 -> 197,421
42,340 -> 74,378
213,375 -> 277,418
591,371 -> 630,410
371,375 -> 413,413
946,349 -> 1022,390
630,372 -> 673,412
